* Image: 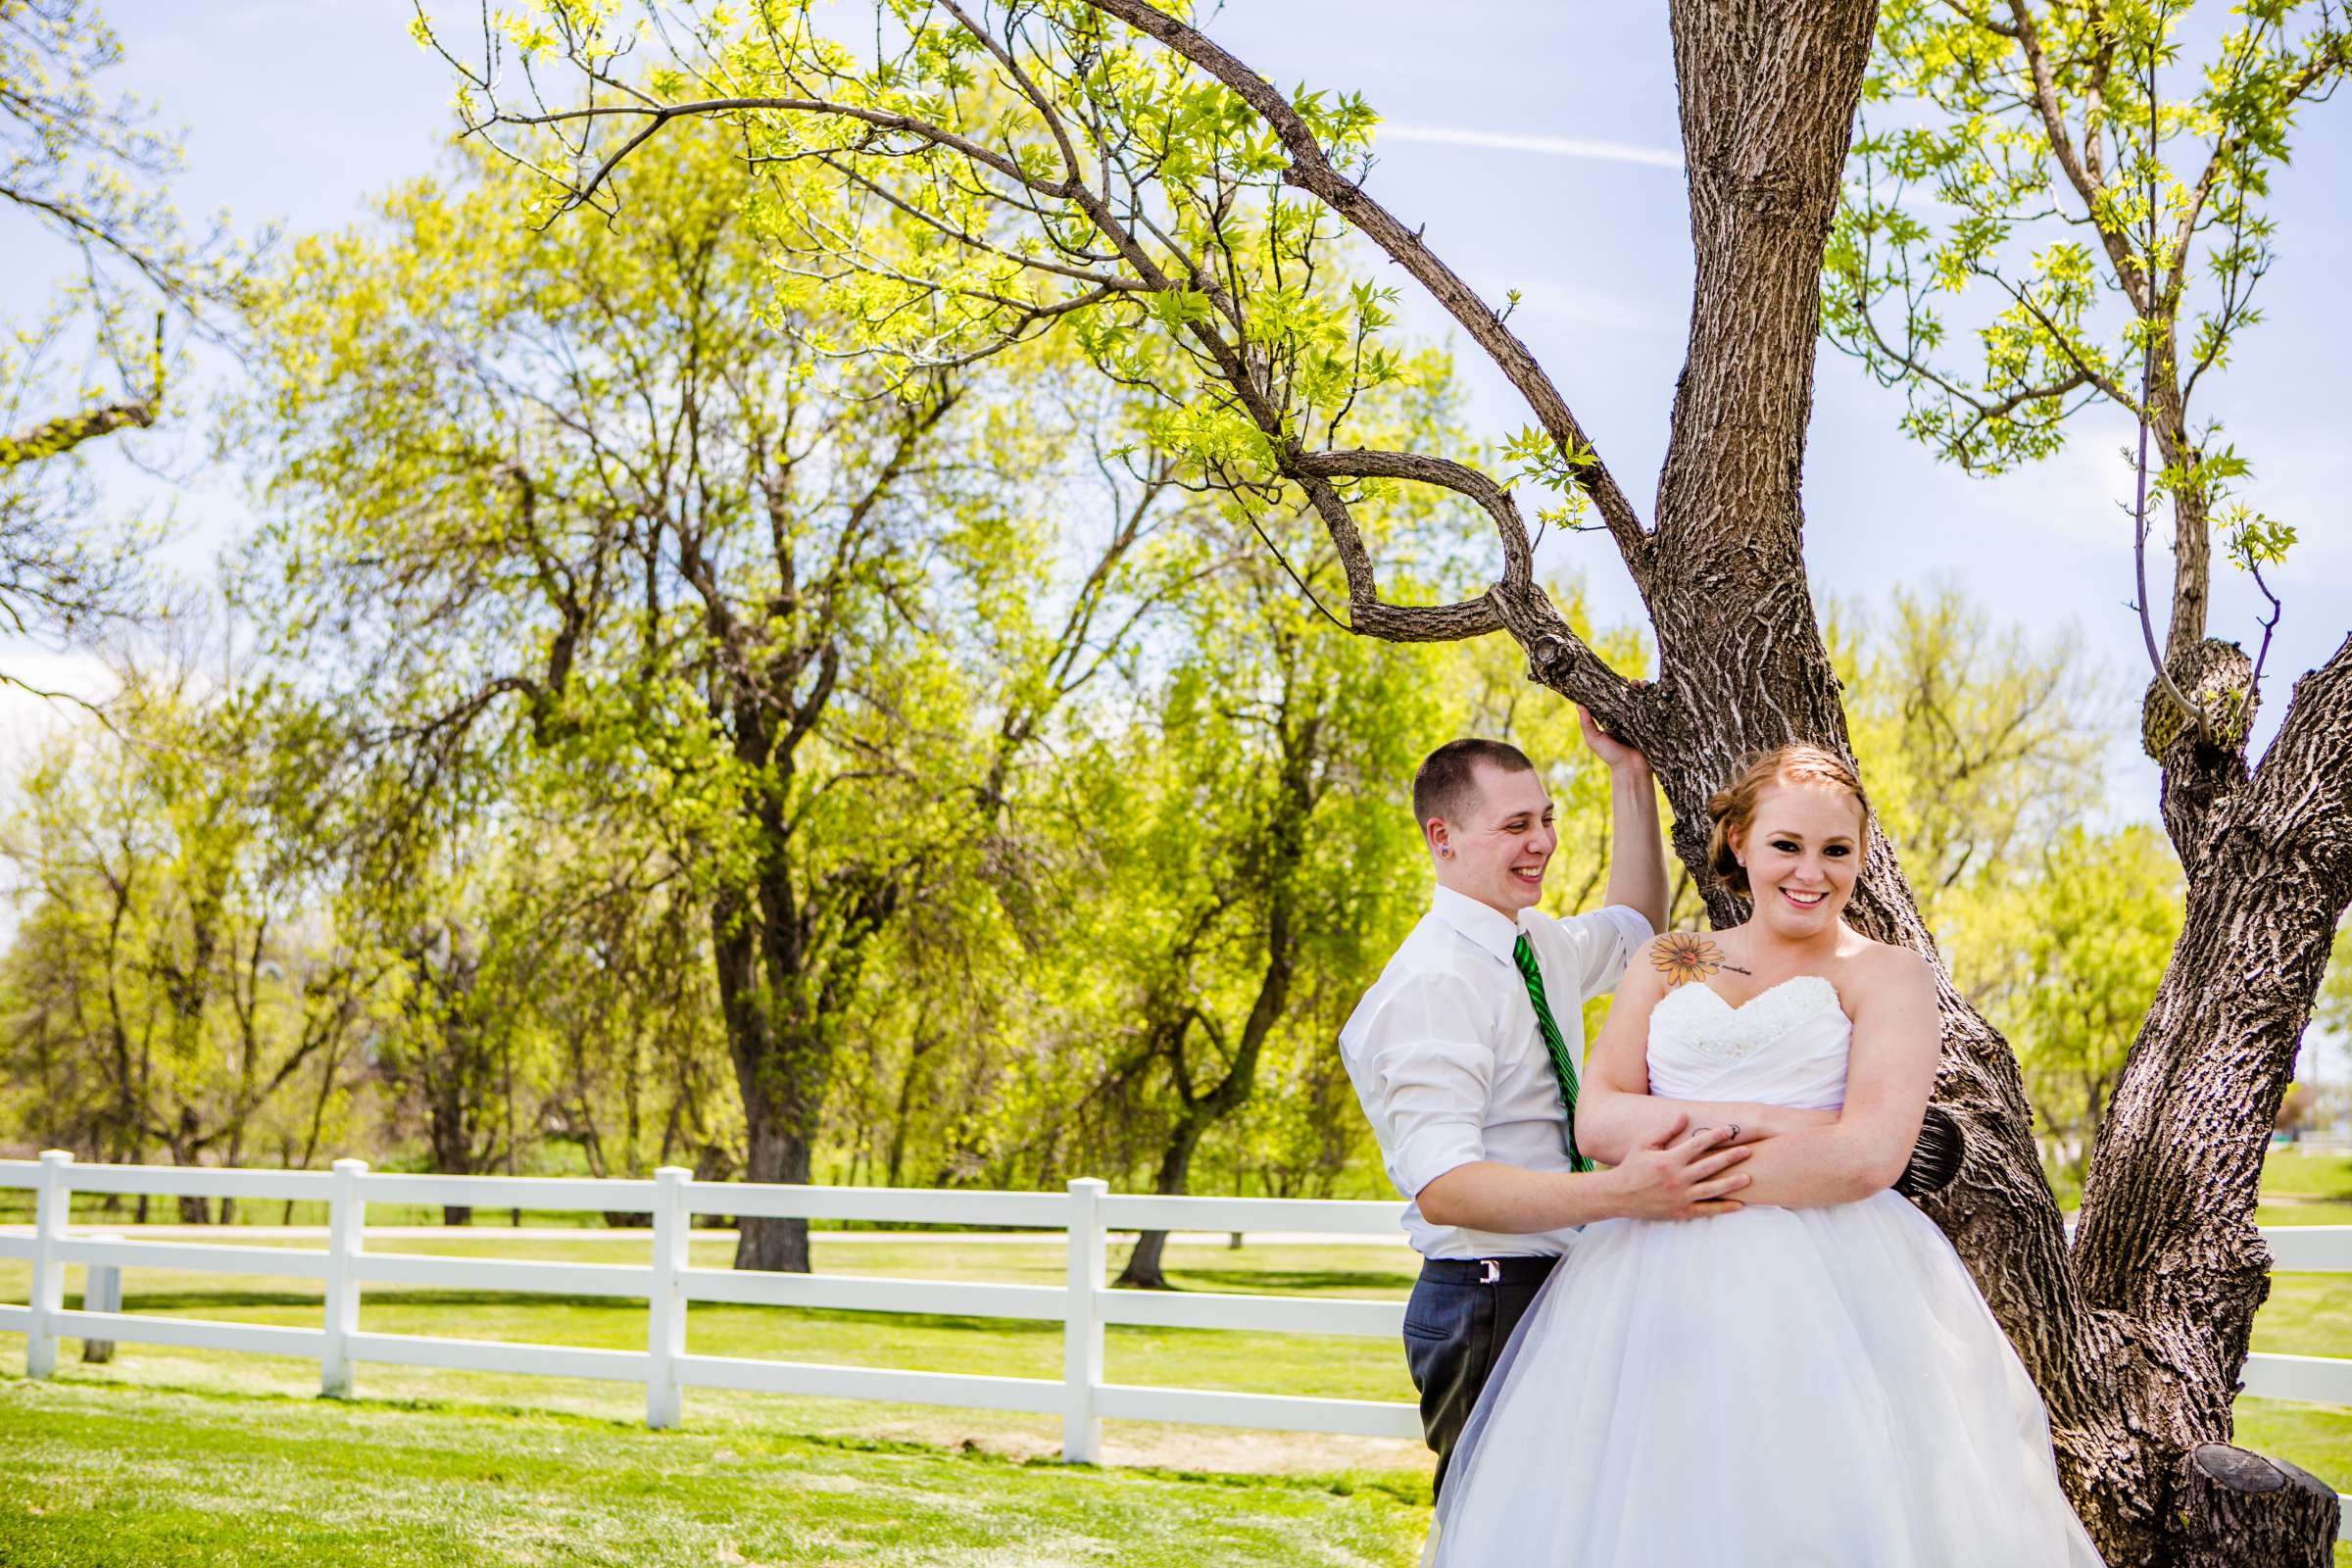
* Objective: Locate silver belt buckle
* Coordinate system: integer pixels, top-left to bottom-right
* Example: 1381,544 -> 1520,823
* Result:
1479,1257 -> 1501,1285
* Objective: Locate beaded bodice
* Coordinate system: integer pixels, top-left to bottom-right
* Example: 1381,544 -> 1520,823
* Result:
1644,974 -> 1852,1110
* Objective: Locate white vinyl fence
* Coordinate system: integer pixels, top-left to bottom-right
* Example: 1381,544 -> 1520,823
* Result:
4,1152 -> 2351,1473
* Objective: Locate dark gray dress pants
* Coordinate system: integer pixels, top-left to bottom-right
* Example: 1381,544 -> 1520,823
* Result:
1401,1253 -> 1559,1499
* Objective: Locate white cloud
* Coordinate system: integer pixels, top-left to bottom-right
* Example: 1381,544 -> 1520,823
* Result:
1505,278 -> 1675,337
1381,124 -> 1684,170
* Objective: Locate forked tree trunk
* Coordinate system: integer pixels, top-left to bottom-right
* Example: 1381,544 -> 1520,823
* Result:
1501,5 -> 2349,1560
1114,749 -> 1308,1293
503,0 -> 2350,1552
2058,648 -> 2352,1557
1116,0 -> 2351,1548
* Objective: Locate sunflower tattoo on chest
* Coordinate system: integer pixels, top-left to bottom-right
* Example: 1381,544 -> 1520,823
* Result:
1650,932 -> 1754,988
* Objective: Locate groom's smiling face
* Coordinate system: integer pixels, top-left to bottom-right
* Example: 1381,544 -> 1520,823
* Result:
1436,761 -> 1557,917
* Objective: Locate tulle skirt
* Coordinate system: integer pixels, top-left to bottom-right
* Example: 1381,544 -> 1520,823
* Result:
1429,1191 -> 2103,1566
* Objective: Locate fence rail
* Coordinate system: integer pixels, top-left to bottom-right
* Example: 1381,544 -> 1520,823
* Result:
3,1152 -> 2347,1474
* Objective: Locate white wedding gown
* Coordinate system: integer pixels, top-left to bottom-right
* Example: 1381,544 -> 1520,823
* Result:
1429,975 -> 2104,1566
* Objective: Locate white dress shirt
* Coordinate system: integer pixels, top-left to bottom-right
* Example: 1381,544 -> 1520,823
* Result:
1340,885 -> 1653,1259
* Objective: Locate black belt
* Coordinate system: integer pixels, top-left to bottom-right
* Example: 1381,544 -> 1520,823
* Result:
1418,1254 -> 1558,1287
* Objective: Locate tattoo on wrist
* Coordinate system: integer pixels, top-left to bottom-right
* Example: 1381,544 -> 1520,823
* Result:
1650,932 -> 1751,987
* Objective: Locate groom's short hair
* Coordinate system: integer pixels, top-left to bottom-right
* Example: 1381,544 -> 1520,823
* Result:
1413,738 -> 1536,827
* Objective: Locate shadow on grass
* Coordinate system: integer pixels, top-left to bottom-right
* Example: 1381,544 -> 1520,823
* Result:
110,1290 -> 1073,1341
27,1368 -> 641,1431
1165,1268 -> 1415,1294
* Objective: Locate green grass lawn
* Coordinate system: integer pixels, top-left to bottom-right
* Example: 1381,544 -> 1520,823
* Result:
2,1162 -> 2348,1562
0,1376 -> 1424,1567
2263,1151 -> 2352,1230
2263,1151 -> 2352,1200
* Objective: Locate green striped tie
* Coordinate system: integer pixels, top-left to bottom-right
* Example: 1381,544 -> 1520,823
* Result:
1513,932 -> 1592,1173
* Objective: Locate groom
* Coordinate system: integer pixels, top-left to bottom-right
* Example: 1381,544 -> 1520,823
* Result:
1339,720 -> 1753,1496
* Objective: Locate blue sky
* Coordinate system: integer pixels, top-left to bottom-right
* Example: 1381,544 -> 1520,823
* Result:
13,2 -> 2337,780
4,2 -> 2348,1070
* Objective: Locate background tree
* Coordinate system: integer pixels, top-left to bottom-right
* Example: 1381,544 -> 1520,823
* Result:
358,812 -> 564,1226
240,125 -> 1178,1270
434,1 -> 2352,1555
1963,825 -> 2186,1195
1097,534 -> 1438,1288
1837,585 -> 2109,924
532,837 -> 738,1198
0,657 -> 376,1219
2315,923 -> 2352,1038
0,0 -> 254,667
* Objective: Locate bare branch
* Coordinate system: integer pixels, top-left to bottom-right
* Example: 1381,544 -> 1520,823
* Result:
2007,0 -> 2145,304
0,394 -> 160,470
1292,446 -> 1533,590
1075,0 -> 1653,571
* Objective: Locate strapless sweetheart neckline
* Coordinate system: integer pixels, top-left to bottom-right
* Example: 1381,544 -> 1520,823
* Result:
1659,970 -> 1839,1014
1649,971 -> 1847,1067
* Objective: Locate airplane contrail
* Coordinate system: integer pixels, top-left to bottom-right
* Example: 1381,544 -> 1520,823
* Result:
1380,124 -> 1685,171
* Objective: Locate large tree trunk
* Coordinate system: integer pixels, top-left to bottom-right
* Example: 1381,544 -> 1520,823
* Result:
2059,638 -> 2352,1560
1112,1 -> 2348,1550
1520,6 -> 2346,1560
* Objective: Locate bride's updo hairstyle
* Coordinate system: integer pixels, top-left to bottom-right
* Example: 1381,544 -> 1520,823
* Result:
1705,745 -> 1872,897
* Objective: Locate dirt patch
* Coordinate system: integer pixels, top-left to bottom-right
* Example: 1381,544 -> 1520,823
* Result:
1102,1426 -> 1425,1478
842,1419 -> 1423,1478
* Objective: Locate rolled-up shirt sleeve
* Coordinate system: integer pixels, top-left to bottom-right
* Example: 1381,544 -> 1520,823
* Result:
1350,975 -> 1495,1198
1558,904 -> 1656,1001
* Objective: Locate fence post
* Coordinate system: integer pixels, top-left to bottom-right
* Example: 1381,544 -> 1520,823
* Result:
25,1150 -> 72,1379
80,1235 -> 121,1364
1062,1177 -> 1106,1463
647,1165 -> 692,1430
320,1158 -> 368,1398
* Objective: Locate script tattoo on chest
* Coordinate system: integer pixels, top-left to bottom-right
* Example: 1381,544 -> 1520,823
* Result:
1649,931 -> 1753,988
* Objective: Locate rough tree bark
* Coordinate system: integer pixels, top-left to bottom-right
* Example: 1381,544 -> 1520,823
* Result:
1100,7 -> 2347,1556
1098,3 -> 2344,1557
460,0 -> 2351,1555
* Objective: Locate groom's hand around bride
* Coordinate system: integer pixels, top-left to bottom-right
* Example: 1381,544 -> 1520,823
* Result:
1599,1115 -> 1753,1221
1416,1115 -> 1750,1234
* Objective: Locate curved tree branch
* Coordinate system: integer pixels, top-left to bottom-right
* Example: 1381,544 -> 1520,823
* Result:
1075,0 -> 1653,574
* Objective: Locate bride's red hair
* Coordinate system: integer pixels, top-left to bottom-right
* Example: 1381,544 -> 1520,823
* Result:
1705,746 -> 1872,896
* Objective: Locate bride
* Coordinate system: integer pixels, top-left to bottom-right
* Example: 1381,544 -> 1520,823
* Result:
1428,745 -> 2103,1566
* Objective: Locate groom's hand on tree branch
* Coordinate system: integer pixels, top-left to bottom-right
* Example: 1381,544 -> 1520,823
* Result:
1584,707 -> 1671,934
1577,706 -> 1647,776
